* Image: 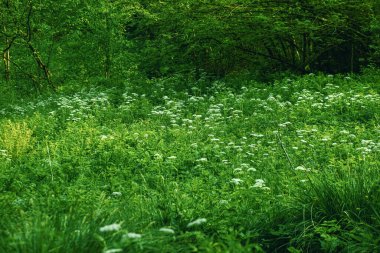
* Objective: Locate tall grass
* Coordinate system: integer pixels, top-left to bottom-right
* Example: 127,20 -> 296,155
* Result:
0,72 -> 379,252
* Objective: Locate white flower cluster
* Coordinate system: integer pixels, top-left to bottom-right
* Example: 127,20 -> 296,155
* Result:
187,218 -> 207,227
251,179 -> 270,190
99,223 -> 121,232
159,227 -> 175,234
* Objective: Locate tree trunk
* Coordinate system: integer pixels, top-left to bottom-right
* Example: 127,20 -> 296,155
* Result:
350,43 -> 354,73
302,33 -> 307,71
104,13 -> 112,79
2,23 -> 10,81
27,41 -> 52,84
3,38 -> 10,81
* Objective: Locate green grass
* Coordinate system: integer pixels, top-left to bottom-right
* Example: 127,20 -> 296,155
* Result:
0,73 -> 379,252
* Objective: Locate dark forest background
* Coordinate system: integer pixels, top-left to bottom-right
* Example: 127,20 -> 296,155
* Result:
1,0 -> 380,91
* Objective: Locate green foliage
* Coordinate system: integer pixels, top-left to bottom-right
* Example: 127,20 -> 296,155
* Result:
2,0 -> 380,91
0,73 -> 379,252
124,0 -> 377,78
1,2 -> 380,252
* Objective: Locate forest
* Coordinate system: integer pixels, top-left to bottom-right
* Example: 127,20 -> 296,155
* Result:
1,0 -> 380,87
0,0 -> 380,252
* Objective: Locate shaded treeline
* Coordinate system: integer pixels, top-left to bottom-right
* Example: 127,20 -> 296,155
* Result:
1,0 -> 380,90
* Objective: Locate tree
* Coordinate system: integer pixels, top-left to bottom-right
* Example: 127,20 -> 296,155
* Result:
0,0 -> 53,88
124,0 -> 377,78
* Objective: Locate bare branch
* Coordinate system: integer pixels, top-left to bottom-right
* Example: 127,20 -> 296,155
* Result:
2,35 -> 18,53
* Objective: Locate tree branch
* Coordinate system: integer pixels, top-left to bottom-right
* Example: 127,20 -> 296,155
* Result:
2,35 -> 18,53
26,2 -> 33,42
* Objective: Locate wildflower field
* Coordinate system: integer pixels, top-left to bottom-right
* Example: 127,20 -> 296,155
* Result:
0,73 -> 379,252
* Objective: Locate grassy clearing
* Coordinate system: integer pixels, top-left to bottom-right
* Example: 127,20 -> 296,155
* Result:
0,73 -> 379,252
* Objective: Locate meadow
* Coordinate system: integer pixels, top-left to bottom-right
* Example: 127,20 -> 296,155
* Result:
0,73 -> 379,252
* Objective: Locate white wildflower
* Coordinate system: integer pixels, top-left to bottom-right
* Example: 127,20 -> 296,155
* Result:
247,168 -> 257,172
187,218 -> 207,227
111,192 -> 122,197
100,135 -> 109,140
104,249 -> 123,253
233,168 -> 243,173
230,178 -> 243,185
252,179 -> 265,188
159,228 -> 175,234
99,223 -> 121,232
190,143 -> 198,148
154,153 -> 163,160
278,122 -> 291,128
125,232 -> 142,239
295,166 -> 311,172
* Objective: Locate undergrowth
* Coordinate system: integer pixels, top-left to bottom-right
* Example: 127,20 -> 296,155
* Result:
0,72 -> 379,252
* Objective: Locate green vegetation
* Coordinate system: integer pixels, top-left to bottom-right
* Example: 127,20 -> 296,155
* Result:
0,72 -> 379,252
1,0 -> 380,252
1,0 -> 380,86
